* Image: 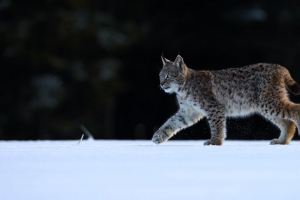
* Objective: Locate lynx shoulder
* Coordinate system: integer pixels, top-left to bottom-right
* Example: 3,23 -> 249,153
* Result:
152,55 -> 300,145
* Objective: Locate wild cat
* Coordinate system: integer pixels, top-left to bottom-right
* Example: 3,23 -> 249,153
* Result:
152,55 -> 300,145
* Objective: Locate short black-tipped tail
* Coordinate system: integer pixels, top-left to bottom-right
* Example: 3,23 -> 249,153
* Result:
287,83 -> 300,95
281,65 -> 300,95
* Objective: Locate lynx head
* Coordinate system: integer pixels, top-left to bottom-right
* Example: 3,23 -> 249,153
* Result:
159,55 -> 188,94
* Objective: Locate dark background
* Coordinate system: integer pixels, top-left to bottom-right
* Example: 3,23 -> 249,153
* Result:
1,0 -> 300,141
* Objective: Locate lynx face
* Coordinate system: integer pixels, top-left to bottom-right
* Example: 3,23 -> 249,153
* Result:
159,67 -> 180,93
159,55 -> 187,94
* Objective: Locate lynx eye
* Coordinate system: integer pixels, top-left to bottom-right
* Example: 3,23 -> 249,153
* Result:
165,75 -> 170,79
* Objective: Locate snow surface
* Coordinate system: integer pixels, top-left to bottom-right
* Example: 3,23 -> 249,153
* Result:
0,140 -> 300,200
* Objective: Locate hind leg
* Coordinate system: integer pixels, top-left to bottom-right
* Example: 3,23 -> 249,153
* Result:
261,100 -> 300,139
266,116 -> 296,145
282,103 -> 300,130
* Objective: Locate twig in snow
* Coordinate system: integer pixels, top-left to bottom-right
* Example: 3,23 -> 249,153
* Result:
78,134 -> 84,145
80,124 -> 95,140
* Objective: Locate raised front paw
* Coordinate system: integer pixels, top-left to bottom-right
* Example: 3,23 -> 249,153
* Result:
270,138 -> 289,145
152,130 -> 170,144
203,139 -> 222,146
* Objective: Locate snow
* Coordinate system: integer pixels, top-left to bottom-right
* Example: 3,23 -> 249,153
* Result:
0,140 -> 300,200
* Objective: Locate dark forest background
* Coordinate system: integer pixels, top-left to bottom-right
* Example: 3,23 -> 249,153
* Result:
1,0 -> 300,141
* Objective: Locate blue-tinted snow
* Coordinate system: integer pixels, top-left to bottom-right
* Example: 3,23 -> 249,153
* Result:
0,140 -> 299,200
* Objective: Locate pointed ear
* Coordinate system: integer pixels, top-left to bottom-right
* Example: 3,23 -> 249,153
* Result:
161,55 -> 171,66
174,55 -> 184,69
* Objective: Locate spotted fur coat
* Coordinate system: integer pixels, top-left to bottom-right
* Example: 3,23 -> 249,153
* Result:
152,55 -> 300,145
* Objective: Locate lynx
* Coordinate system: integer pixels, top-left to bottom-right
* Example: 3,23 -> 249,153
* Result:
152,55 -> 300,145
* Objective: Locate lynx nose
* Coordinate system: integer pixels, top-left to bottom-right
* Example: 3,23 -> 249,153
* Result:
160,83 -> 166,90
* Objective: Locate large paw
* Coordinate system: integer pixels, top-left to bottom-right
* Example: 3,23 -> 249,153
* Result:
152,130 -> 170,144
270,139 -> 289,145
203,139 -> 222,146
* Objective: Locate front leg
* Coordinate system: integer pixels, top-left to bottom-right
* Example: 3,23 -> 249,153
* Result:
152,108 -> 203,144
204,107 -> 226,146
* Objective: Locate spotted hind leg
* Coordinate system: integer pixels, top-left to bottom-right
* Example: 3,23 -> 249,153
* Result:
267,116 -> 296,145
